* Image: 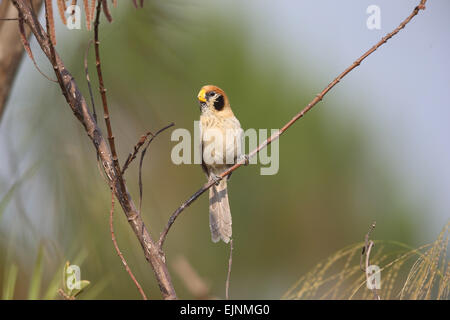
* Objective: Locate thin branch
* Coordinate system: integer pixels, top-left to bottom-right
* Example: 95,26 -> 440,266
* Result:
84,39 -> 97,123
158,0 -> 428,249
226,239 -> 233,300
360,221 -> 376,271
109,187 -> 148,300
138,123 -> 174,213
93,0 -> 126,196
101,0 -> 112,23
18,11 -> 57,82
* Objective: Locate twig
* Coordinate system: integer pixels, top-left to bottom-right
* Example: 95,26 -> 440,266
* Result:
44,0 -> 55,45
109,187 -> 148,300
157,0 -> 428,249
101,0 -> 112,23
84,39 -> 97,123
361,221 -> 381,300
18,11 -> 57,82
93,0 -> 126,198
226,239 -> 233,300
122,131 -> 154,175
360,221 -> 376,271
57,288 -> 75,300
56,0 -> 67,25
137,122 -> 174,213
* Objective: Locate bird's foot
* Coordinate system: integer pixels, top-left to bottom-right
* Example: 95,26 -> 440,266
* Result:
238,154 -> 249,166
209,174 -> 222,186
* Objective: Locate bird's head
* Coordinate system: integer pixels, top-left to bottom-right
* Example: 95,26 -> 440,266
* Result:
197,85 -> 232,116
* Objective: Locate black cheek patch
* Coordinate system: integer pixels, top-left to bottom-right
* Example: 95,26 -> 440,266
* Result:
214,95 -> 225,111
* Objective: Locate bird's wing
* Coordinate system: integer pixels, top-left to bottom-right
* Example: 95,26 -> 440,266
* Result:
199,120 -> 209,176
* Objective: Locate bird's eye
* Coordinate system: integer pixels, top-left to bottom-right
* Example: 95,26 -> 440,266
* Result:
208,91 -> 216,97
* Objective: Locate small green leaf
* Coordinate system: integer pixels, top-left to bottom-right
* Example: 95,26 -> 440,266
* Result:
71,280 -> 91,298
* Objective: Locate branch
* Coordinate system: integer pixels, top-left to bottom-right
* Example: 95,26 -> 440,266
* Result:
93,0 -> 123,190
11,0 -> 177,299
158,0 -> 428,249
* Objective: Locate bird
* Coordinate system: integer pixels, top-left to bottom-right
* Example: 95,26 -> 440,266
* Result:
197,85 -> 247,243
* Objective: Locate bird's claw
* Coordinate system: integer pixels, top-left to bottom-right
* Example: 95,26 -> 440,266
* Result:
210,174 -> 222,186
239,154 -> 249,166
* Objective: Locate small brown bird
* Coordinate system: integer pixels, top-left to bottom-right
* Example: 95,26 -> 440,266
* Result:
197,85 -> 246,243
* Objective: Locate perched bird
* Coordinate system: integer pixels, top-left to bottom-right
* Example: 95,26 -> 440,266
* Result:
197,85 -> 246,243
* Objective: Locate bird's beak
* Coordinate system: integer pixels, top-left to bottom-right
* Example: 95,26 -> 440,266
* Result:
197,89 -> 207,103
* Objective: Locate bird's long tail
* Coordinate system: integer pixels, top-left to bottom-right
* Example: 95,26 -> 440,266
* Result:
209,179 -> 232,243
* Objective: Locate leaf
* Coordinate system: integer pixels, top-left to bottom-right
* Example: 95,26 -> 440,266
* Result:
90,0 -> 96,23
83,0 -> 91,30
71,280 -> 91,297
18,14 -> 56,82
102,0 -> 113,22
56,0 -> 67,25
2,264 -> 19,300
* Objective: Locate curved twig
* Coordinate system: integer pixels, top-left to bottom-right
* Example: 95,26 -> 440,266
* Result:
138,122 -> 174,213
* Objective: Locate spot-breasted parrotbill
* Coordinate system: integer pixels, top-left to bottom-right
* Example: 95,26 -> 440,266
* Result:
197,85 -> 246,243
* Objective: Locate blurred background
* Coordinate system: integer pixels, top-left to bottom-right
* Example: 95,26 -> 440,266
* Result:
0,0 -> 448,299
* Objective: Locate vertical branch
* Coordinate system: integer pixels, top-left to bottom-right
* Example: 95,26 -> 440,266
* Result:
44,0 -> 55,45
93,0 -> 125,193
